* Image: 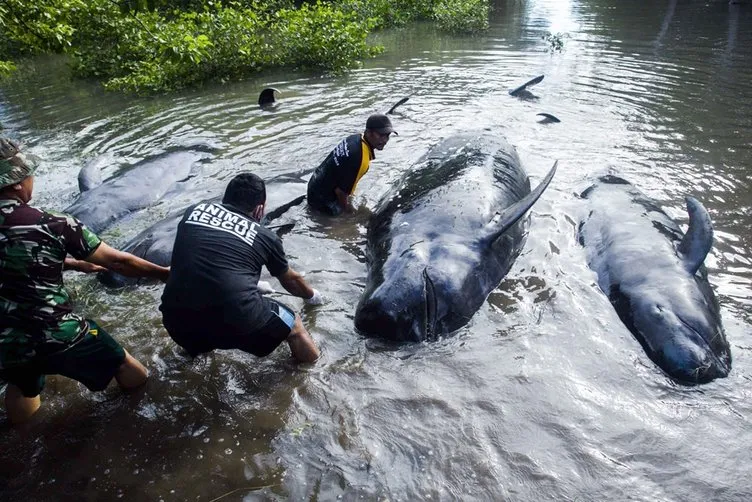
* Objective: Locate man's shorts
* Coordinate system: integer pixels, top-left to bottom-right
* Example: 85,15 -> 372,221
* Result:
308,196 -> 342,216
163,298 -> 297,358
0,320 -> 126,398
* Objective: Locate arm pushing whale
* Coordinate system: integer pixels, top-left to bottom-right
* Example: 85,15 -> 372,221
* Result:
354,132 -> 557,342
578,175 -> 731,384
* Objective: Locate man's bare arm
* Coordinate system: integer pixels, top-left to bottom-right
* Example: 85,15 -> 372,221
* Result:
334,187 -> 355,213
86,242 -> 169,282
64,257 -> 106,273
277,268 -> 315,299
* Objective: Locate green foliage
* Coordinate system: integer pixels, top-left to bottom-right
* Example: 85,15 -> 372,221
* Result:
0,0 -> 491,94
0,60 -> 17,78
0,0 -> 88,52
269,2 -> 379,70
334,0 -> 433,29
432,0 -> 489,34
333,0 -> 488,33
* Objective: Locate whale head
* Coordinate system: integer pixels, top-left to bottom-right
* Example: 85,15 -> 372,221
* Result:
616,278 -> 731,384
355,244 -> 450,342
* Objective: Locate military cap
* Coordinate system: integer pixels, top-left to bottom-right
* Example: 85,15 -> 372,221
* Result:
0,138 -> 38,188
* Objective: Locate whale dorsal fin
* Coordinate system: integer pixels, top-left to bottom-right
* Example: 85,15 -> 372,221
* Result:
77,156 -> 107,192
482,161 -> 557,244
678,196 -> 713,274
509,75 -> 544,96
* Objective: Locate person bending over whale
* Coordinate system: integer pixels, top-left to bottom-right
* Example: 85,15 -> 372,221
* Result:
307,114 -> 396,216
160,173 -> 323,363
0,138 -> 170,425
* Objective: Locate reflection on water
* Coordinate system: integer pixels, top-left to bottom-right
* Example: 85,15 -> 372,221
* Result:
1,0 -> 751,499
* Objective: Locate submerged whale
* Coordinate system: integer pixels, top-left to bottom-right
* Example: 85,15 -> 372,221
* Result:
578,175 -> 731,384
354,132 -> 557,342
65,147 -> 217,233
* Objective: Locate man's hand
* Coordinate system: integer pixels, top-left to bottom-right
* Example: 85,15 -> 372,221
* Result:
304,288 -> 324,305
257,280 -> 276,294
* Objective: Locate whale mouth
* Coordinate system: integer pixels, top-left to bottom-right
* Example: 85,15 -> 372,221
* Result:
674,315 -> 730,381
423,268 -> 438,340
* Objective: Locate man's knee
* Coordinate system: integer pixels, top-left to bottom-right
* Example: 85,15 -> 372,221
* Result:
115,351 -> 148,390
5,384 -> 41,425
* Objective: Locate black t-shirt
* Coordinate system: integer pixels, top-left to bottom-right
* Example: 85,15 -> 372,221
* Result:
307,133 -> 374,207
160,201 -> 288,327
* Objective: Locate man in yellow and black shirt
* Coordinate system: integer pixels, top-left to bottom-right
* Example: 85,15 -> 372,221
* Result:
307,114 -> 396,215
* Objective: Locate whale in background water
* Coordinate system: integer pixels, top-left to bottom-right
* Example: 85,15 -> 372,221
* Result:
578,175 -> 731,384
354,132 -> 557,342
65,146 -> 218,233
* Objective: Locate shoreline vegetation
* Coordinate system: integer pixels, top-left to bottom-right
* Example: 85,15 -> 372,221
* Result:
0,0 -> 490,94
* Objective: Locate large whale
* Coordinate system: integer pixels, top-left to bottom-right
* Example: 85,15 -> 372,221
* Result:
98,180 -> 307,287
64,146 -> 217,233
578,175 -> 731,384
354,132 -> 557,342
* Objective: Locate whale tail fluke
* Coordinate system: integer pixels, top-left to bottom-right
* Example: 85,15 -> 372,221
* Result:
678,196 -> 714,274
481,161 -> 557,244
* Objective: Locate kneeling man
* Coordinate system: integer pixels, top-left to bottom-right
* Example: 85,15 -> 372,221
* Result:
160,173 -> 321,363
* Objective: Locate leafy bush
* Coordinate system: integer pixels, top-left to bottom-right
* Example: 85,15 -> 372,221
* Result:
433,0 -> 489,34
0,60 -> 16,77
334,0 -> 433,29
0,0 -> 490,93
269,2 -> 379,70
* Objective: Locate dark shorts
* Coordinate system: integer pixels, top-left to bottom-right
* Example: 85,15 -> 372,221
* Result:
308,196 -> 342,216
0,320 -> 126,398
163,298 -> 297,358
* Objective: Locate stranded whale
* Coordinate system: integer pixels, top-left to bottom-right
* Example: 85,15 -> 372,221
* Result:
578,175 -> 731,384
65,147 -> 217,233
354,132 -> 556,342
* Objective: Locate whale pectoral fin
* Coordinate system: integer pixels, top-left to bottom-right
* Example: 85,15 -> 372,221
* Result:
482,161 -> 557,244
678,196 -> 713,274
262,194 -> 306,224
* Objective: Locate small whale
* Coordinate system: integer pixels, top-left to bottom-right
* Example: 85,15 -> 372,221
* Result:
579,175 -> 732,384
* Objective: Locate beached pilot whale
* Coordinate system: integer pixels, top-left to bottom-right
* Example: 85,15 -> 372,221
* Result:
578,175 -> 731,384
354,132 -> 557,342
65,146 -> 218,233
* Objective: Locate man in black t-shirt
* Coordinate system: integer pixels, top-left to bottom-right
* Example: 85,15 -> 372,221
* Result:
160,173 -> 322,362
307,114 -> 397,216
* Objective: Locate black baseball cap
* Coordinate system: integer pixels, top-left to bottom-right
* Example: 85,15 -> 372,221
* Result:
366,114 -> 398,135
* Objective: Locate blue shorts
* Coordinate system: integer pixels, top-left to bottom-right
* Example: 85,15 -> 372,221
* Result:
163,298 -> 297,358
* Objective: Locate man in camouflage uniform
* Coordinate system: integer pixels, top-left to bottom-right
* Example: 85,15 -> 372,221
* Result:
0,137 -> 170,424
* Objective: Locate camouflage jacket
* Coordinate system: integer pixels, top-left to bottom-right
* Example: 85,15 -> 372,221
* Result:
0,198 -> 101,369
